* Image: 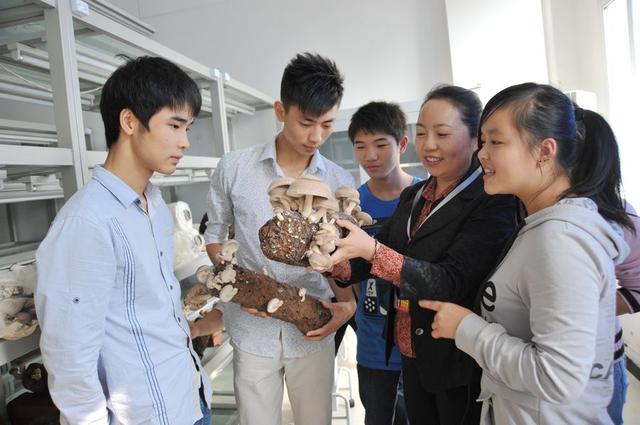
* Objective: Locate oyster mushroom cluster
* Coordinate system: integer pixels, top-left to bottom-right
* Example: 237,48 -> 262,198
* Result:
0,264 -> 38,341
184,240 -> 331,335
259,177 -> 372,271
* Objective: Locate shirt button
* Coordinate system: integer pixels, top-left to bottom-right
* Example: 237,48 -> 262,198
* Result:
178,317 -> 182,322
170,285 -> 174,290
415,328 -> 424,336
160,251 -> 163,257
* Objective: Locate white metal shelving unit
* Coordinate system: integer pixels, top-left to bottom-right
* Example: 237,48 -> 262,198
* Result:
0,0 -> 273,407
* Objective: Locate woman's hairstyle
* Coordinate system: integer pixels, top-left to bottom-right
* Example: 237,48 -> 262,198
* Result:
422,84 -> 483,138
480,82 -> 633,230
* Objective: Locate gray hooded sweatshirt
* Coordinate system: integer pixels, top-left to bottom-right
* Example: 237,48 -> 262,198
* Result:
455,198 -> 629,425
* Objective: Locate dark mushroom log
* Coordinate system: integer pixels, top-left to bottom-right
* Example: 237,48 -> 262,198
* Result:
188,262 -> 332,335
259,210 -> 318,267
259,210 -> 357,268
260,178 -> 372,272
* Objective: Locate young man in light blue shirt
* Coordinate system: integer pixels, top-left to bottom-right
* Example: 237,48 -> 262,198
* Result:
35,57 -> 211,425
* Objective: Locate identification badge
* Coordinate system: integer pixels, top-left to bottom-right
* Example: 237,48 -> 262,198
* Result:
396,298 -> 410,313
364,279 -> 378,313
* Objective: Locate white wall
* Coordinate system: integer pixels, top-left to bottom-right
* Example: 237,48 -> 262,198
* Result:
108,0 -> 454,110
543,0 -> 610,116
445,0 -> 548,104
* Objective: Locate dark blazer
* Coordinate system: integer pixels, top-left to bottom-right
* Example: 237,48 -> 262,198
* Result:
343,159 -> 518,391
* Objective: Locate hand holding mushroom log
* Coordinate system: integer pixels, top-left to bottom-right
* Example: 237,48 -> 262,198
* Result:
185,241 -> 332,335
330,219 -> 378,265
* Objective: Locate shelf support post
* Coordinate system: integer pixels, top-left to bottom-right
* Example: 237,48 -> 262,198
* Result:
44,1 -> 90,196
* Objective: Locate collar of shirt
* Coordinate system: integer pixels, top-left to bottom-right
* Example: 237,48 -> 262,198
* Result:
258,138 -> 328,176
422,177 -> 459,203
93,166 -> 163,212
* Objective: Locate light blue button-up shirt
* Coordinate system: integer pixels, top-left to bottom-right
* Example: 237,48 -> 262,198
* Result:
35,166 -> 211,425
205,141 -> 355,358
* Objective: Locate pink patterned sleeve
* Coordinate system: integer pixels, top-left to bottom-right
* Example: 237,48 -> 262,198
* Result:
370,243 -> 405,286
331,260 -> 352,282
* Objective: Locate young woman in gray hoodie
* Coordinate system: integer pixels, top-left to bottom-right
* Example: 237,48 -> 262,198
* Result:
420,83 -> 633,425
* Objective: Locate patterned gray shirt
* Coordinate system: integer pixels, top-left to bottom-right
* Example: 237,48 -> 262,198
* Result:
204,140 -> 355,358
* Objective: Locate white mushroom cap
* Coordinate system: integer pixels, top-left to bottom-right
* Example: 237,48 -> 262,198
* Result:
308,197 -> 339,223
270,194 -> 292,211
218,239 -> 240,263
305,243 -> 322,258
308,252 -> 333,272
286,177 -> 332,217
355,211 -> 373,226
217,266 -> 236,284
318,241 -> 336,255
268,177 -> 296,210
206,275 -> 222,290
314,228 -> 338,247
267,298 -> 284,313
219,285 -> 238,302
335,186 -> 360,201
319,221 -> 341,238
312,196 -> 339,212
267,177 -> 296,195
335,186 -> 360,214
195,265 -> 213,284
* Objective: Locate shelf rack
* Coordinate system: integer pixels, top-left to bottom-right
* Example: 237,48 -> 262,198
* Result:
0,0 -> 275,391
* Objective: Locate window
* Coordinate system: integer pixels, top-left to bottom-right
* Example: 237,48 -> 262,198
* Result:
603,0 -> 640,207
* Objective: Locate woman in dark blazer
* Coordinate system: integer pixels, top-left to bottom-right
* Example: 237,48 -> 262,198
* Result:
329,85 -> 517,425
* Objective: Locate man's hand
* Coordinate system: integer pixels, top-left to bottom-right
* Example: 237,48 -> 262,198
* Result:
206,243 -> 223,265
304,300 -> 356,341
188,309 -> 223,338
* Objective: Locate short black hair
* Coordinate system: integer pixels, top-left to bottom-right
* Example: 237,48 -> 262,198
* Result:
280,52 -> 344,117
423,84 -> 482,138
348,101 -> 407,144
100,56 -> 201,148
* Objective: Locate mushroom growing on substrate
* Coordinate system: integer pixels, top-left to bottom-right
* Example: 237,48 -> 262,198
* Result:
184,240 -> 331,335
259,176 -> 365,270
267,177 -> 296,212
286,175 -> 333,218
335,186 -> 361,215
354,211 -> 374,226
307,197 -> 339,224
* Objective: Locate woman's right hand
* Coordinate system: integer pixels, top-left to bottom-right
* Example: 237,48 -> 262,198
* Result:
330,219 -> 377,265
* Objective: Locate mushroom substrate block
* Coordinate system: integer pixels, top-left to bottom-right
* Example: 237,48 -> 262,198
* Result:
259,210 -> 318,266
189,263 -> 332,335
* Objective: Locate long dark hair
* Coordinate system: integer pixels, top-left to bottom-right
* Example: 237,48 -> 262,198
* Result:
480,82 -> 633,230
